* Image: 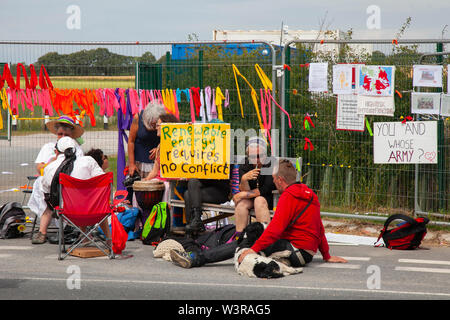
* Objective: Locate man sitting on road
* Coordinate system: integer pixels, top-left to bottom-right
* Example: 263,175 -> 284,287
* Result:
170,158 -> 347,268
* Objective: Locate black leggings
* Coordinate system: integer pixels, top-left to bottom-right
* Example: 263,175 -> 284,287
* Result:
262,239 -> 313,267
183,179 -> 230,223
197,239 -> 313,267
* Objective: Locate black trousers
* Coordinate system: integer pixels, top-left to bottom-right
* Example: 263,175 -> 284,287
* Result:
196,239 -> 313,267
183,179 -> 230,223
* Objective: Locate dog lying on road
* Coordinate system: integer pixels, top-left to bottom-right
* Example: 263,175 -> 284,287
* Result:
234,222 -> 303,278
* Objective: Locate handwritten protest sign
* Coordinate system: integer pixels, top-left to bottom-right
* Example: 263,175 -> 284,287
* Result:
373,121 -> 437,164
159,123 -> 231,179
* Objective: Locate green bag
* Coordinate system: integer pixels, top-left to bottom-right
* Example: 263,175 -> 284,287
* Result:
141,202 -> 169,246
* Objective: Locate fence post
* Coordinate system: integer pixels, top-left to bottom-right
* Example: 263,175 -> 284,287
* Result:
436,43 -> 445,211
284,45 -> 291,157
198,49 -> 203,89
165,51 -> 171,88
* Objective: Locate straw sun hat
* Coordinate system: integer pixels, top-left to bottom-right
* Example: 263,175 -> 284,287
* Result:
45,116 -> 84,138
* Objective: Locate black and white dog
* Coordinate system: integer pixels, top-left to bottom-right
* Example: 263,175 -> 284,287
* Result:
233,222 -> 303,278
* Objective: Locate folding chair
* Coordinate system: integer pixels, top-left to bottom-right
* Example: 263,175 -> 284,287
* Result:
55,172 -> 126,260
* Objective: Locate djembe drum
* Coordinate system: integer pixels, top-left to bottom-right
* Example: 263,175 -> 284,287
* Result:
133,180 -> 165,224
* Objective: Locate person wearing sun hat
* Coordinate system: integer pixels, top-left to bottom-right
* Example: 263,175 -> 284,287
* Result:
32,136 -> 106,244
35,116 -> 85,175
29,116 -> 85,244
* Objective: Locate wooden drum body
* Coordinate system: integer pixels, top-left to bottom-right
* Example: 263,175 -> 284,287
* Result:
133,180 -> 165,212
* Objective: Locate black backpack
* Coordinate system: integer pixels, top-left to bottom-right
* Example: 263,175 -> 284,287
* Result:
0,202 -> 26,239
376,214 -> 429,250
175,224 -> 236,253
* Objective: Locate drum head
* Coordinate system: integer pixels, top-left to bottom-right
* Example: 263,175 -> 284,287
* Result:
133,180 -> 165,191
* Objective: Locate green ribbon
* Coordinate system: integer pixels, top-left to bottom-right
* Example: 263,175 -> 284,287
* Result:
365,118 -> 373,136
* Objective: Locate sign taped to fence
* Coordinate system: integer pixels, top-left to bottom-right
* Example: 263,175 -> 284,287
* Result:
308,62 -> 328,92
373,121 -> 437,164
358,65 -> 395,96
412,65 -> 443,88
332,64 -> 362,95
336,94 -> 365,131
159,122 -> 231,179
411,92 -> 441,115
441,94 -> 450,117
357,95 -> 395,116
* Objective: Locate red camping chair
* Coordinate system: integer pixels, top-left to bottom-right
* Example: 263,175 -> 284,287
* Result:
54,172 -> 128,260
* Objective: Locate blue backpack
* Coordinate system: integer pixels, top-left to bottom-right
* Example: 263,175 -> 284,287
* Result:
99,206 -> 140,241
116,207 -> 140,240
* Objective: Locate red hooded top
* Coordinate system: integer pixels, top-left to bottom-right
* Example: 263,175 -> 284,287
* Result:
251,183 -> 331,260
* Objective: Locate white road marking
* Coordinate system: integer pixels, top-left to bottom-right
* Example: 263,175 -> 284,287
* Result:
11,277 -> 450,298
0,254 -> 12,258
342,256 -> 371,261
398,259 -> 450,266
315,263 -> 361,269
0,246 -> 33,250
395,266 -> 450,274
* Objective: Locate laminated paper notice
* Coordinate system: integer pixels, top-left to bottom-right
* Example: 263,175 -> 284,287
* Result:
411,92 -> 441,115
357,95 -> 394,116
413,65 -> 443,88
333,64 -> 361,95
336,95 -> 365,131
441,94 -> 450,117
308,62 -> 328,92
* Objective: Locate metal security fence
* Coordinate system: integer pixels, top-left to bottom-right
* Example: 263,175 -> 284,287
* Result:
0,40 -> 277,206
1,39 -> 449,225
280,39 -> 450,221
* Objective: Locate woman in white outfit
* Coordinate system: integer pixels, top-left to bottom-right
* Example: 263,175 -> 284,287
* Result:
28,116 -> 84,244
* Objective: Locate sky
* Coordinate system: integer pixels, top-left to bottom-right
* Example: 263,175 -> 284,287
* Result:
0,0 -> 449,41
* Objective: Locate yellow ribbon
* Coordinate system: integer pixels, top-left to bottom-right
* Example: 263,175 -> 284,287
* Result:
231,64 -> 264,132
215,87 -> 225,121
0,88 -> 8,130
254,64 -> 273,91
161,89 -> 175,115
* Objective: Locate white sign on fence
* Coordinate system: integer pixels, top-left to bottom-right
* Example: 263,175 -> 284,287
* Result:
373,121 -> 437,164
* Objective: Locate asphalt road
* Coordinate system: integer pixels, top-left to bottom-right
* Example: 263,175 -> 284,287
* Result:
1,230 -> 450,302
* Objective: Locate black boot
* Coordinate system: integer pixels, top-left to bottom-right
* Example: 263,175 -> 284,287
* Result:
185,207 -> 205,235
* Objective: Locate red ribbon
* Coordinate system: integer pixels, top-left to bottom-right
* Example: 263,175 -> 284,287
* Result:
303,115 -> 315,130
38,65 -> 53,90
283,64 -> 291,71
16,63 -> 30,89
190,87 -> 201,116
401,116 -> 413,124
0,64 -> 15,89
299,63 -> 310,68
304,137 -> 314,151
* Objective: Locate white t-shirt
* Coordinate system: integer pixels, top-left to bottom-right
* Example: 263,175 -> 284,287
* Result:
35,141 -> 84,165
42,154 -> 105,194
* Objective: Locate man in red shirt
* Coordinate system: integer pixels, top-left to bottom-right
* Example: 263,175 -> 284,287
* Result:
238,159 -> 347,266
170,158 -> 346,268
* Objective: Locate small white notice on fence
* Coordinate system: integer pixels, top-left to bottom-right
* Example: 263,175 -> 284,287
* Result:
373,121 -> 437,164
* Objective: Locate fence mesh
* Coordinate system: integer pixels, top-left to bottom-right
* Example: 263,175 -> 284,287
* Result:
0,41 -> 274,206
0,40 -> 449,223
282,40 -> 449,218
